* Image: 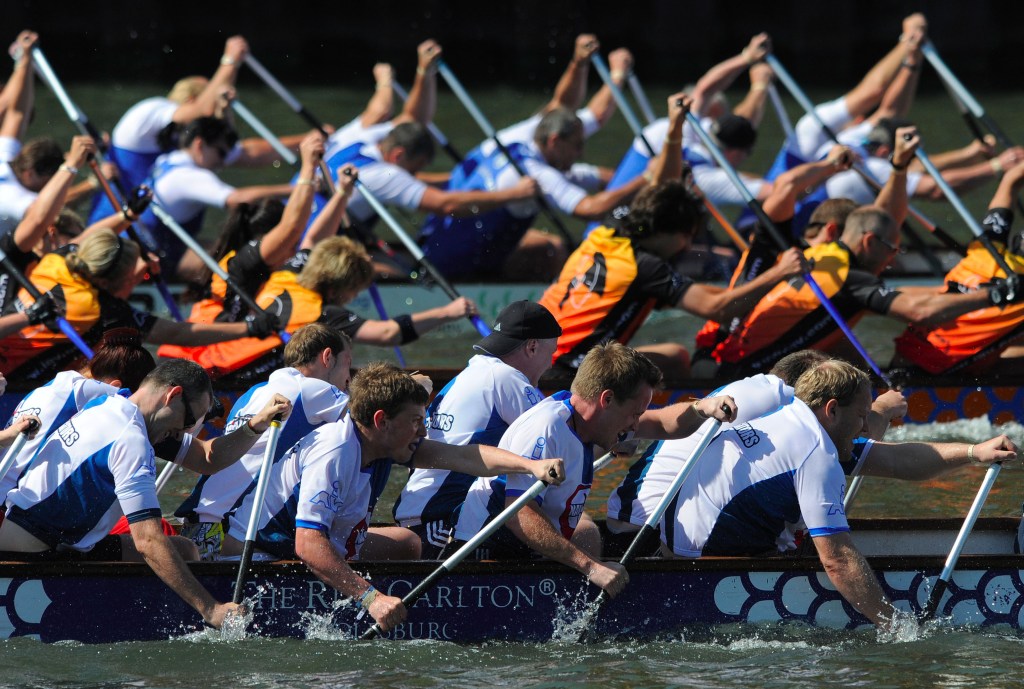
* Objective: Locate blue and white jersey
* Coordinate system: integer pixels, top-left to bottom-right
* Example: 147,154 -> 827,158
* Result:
0,137 -> 35,236
0,371 -> 119,499
394,355 -> 544,527
660,395 -> 850,558
106,97 -> 179,192
454,391 -> 592,542
175,367 -> 348,523
3,394 -> 159,551
607,373 -> 794,527
227,416 -> 392,561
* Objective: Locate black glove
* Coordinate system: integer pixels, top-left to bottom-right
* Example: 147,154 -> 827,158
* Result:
125,184 -> 153,220
988,275 -> 1023,306
24,293 -> 60,332
245,310 -> 280,339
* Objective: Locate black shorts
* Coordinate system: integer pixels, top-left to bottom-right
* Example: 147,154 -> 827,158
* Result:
408,520 -> 453,560
439,525 -> 541,561
0,534 -> 124,562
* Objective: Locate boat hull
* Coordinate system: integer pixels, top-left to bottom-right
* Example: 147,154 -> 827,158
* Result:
2,519 -> 1023,643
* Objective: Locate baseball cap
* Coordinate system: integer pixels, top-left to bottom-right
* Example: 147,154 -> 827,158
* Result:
473,301 -> 562,356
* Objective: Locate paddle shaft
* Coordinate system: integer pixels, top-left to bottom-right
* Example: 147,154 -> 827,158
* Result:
591,420 -> 723,612
230,100 -> 298,166
351,176 -> 491,337
436,61 -> 577,251
244,55 -> 328,138
921,461 -> 1001,621
765,55 -> 966,257
233,418 -> 284,604
627,73 -> 658,126
361,452 -> 614,640
843,474 -> 864,513
0,418 -> 40,489
913,144 -> 1019,278
685,110 -> 893,386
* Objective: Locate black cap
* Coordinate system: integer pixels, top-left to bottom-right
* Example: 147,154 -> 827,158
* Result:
474,301 -> 562,357
710,114 -> 757,152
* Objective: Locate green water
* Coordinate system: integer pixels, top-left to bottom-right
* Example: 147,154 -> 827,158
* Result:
10,77 -> 1024,687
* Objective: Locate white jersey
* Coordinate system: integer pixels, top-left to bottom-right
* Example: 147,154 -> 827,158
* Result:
0,137 -> 35,236
661,395 -> 850,557
150,150 -> 236,223
455,391 -> 593,542
326,118 -> 391,153
394,355 -> 544,527
111,97 -> 178,153
3,394 -> 159,552
338,144 -> 429,224
227,415 -> 393,561
1,371 -> 120,499
175,367 -> 348,523
490,107 -> 601,149
607,373 -> 793,527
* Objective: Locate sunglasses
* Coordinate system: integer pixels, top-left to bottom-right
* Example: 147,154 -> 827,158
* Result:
869,232 -> 904,254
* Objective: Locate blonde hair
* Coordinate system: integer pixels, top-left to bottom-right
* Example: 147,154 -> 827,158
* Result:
570,342 -> 663,401
167,76 -> 208,104
297,236 -> 374,302
793,359 -> 870,410
65,229 -> 141,291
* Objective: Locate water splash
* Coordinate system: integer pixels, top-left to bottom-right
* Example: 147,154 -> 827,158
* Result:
876,608 -> 924,644
549,585 -> 599,642
886,418 -> 1024,445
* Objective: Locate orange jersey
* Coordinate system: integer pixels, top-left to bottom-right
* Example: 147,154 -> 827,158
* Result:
712,241 -> 900,376
894,241 -> 1024,374
538,227 -> 692,370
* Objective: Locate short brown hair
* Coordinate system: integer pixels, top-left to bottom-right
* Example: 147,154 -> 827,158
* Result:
85,328 -> 156,391
571,342 -> 663,401
12,138 -> 63,178
793,359 -> 869,410
348,361 -> 429,426
283,323 -> 351,368
839,206 -> 895,247
296,236 -> 374,302
140,358 -> 214,407
804,198 -> 857,240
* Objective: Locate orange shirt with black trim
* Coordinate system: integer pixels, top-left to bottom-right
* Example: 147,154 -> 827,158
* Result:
538,226 -> 693,370
0,249 -> 156,382
711,241 -> 900,376
894,237 -> 1024,374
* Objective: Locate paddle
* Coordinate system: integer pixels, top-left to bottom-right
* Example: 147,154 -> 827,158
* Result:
232,413 -> 285,604
626,73 -> 657,127
30,47 -> 184,321
589,55 -> 749,253
920,461 -> 1002,621
912,139 -> 1021,280
392,80 -> 463,164
765,54 -> 966,260
360,451 -> 614,640
578,419 -> 723,642
686,111 -> 894,387
229,99 -> 298,166
0,418 -> 40,490
435,60 -> 578,251
842,474 -> 864,513
0,245 -> 93,359
348,171 -> 491,337
767,84 -> 796,142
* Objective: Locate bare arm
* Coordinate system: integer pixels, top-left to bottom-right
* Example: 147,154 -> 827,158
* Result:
360,63 -> 395,127
225,184 -> 294,208
178,394 -> 292,474
988,158 -> 1024,210
295,527 -> 406,631
257,133 -> 323,267
144,318 -> 249,346
876,127 -> 917,228
417,176 -> 538,216
647,93 -> 690,185
0,31 -> 37,140
129,518 -> 237,627
763,146 -> 852,222
571,175 -> 647,219
813,531 -> 896,628
352,297 -> 478,346
583,48 -> 633,128
171,36 -> 248,124
886,285 -> 993,326
731,63 -> 773,128
691,33 -> 770,118
394,39 -> 440,126
911,148 -> 1019,201
678,248 -> 806,321
544,34 -> 599,114
299,165 -> 356,251
412,438 -> 564,483
861,434 -> 1018,480
636,395 -> 737,440
505,501 -> 628,596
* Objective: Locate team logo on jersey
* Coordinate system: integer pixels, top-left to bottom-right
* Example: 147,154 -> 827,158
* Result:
310,481 -> 343,513
826,483 -> 846,516
524,386 -> 541,406
6,407 -> 41,429
733,423 -> 759,448
57,420 -> 80,446
427,412 -> 454,432
558,484 -> 591,539
225,414 -> 254,434
529,436 -> 546,460
559,252 -> 607,309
